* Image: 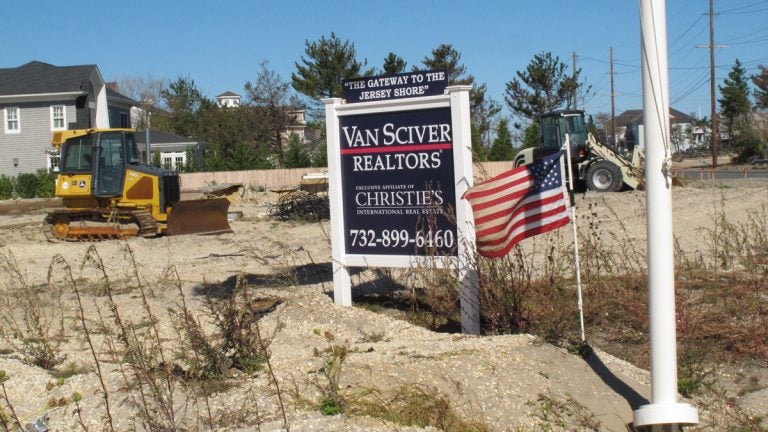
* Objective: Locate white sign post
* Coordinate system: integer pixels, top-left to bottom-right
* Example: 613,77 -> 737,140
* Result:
323,81 -> 478,334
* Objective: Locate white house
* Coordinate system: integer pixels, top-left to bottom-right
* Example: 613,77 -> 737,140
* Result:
216,91 -> 241,108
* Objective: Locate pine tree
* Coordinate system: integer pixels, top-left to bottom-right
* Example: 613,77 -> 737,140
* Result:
159,76 -> 208,137
417,44 -> 471,85
718,59 -> 752,141
488,118 -> 516,161
521,122 -> 540,150
292,32 -> 373,99
471,124 -> 486,161
504,52 -> 588,119
284,134 -> 311,168
418,44 -> 500,150
382,52 -> 407,75
752,65 -> 768,109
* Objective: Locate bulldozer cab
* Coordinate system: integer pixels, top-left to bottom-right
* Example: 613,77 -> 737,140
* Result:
539,110 -> 588,156
60,130 -> 138,198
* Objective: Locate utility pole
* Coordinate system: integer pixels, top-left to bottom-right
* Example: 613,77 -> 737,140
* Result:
610,47 -> 617,148
696,0 -> 726,167
709,0 -> 718,168
573,51 -> 578,109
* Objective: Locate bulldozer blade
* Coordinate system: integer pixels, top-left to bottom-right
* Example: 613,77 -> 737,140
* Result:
167,198 -> 233,236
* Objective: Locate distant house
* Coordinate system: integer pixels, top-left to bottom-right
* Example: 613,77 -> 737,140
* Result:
135,130 -> 205,171
0,61 -> 138,176
615,108 -> 699,153
216,91 -> 241,108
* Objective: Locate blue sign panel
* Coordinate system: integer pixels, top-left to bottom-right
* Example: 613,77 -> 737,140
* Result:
342,70 -> 448,103
339,107 -> 457,256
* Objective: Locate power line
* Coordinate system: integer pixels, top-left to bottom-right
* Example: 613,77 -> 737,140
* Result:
719,24 -> 768,43
578,55 -> 640,69
719,6 -> 768,14
718,0 -> 768,14
669,15 -> 706,51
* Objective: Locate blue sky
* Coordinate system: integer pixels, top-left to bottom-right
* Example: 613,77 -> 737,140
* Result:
6,0 -> 768,122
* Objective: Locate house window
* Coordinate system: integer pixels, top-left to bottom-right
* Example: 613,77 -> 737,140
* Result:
120,112 -> 129,128
47,150 -> 61,172
51,105 -> 66,131
161,151 -> 187,170
4,107 -> 20,133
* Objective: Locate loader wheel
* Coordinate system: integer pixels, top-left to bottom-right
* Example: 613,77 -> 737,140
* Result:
586,160 -> 623,192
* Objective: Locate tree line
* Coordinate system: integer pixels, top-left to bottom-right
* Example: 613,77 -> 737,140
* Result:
118,33 -> 768,171
717,59 -> 768,162
117,33 -> 589,171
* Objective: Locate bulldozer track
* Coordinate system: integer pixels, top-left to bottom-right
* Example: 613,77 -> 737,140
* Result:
43,209 -> 158,242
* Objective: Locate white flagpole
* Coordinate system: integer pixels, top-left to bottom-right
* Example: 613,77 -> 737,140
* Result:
563,136 -> 585,343
634,0 -> 698,429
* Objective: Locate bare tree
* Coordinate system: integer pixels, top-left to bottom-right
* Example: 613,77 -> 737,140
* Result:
112,75 -> 168,130
593,112 -> 612,144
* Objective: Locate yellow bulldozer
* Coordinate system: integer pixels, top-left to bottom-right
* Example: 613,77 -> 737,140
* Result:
44,128 -> 232,241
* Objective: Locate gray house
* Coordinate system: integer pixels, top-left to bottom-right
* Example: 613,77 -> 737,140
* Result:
0,61 -> 137,176
615,108 -> 698,153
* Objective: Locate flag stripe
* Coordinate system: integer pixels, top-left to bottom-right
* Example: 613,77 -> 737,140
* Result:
474,187 -> 565,228
477,217 -> 570,258
477,203 -> 570,246
463,151 -> 570,258
476,194 -> 568,238
472,180 -> 531,212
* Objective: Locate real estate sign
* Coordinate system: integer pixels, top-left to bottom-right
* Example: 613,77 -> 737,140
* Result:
324,71 -> 479,333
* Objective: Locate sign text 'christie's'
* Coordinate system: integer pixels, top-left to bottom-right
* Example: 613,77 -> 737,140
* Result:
342,70 -> 448,103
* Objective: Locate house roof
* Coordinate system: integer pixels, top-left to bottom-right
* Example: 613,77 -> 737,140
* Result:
135,130 -> 202,146
216,91 -> 240,98
0,61 -> 98,96
615,108 -> 696,126
106,87 -> 138,105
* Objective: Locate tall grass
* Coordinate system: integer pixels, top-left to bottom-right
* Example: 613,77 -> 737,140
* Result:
0,242 -> 291,431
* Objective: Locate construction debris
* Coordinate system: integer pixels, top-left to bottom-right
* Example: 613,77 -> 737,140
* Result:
268,190 -> 330,221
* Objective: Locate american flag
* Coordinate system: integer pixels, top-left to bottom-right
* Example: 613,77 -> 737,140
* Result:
464,151 -> 570,258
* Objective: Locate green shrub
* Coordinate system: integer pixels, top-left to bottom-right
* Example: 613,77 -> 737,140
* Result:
0,175 -> 13,200
14,173 -> 39,199
35,169 -> 56,198
733,134 -> 764,164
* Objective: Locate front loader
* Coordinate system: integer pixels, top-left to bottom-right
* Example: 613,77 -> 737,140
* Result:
513,110 -> 644,192
45,128 -> 232,242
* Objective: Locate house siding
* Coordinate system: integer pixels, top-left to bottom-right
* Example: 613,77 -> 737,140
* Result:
0,62 -> 138,177
109,106 -> 132,128
0,102 -> 76,176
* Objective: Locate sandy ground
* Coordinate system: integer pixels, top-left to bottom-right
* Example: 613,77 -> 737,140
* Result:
0,177 -> 766,431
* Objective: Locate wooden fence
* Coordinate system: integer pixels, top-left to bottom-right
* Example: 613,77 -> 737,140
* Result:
179,162 -> 514,191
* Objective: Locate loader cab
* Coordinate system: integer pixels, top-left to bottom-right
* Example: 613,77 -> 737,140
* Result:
539,110 -> 588,159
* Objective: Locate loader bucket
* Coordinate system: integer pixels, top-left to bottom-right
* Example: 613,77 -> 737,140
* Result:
167,198 -> 233,236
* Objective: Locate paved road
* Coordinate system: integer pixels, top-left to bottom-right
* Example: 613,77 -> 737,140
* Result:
674,168 -> 768,180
